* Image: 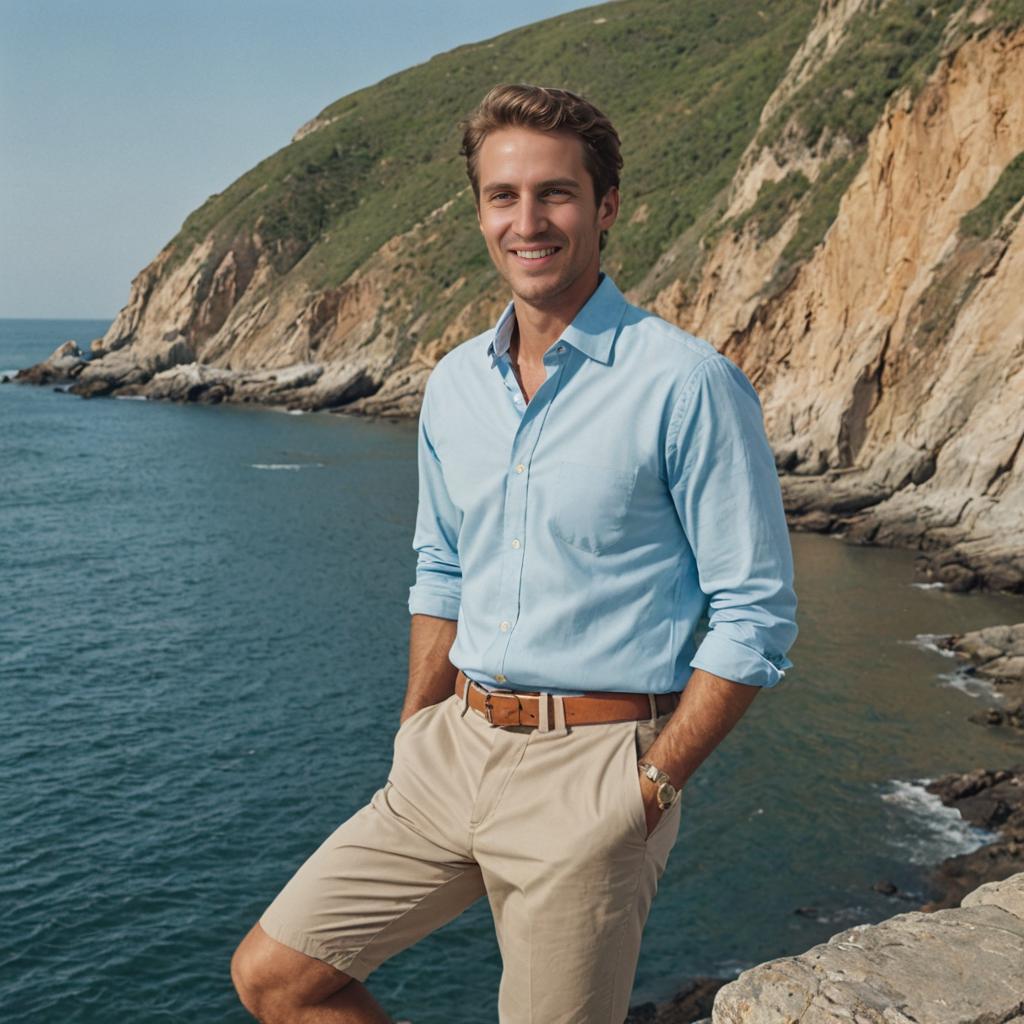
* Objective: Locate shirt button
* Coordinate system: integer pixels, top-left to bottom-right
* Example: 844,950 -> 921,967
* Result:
557,345 -> 566,354
515,464 -> 525,474
495,674 -> 507,683
500,621 -> 510,632
511,538 -> 521,549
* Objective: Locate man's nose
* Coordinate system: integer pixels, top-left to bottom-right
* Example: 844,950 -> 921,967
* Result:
514,196 -> 548,239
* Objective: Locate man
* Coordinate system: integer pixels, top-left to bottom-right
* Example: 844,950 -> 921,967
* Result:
231,84 -> 797,1023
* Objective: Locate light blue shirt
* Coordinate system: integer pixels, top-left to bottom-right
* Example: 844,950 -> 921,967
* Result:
408,272 -> 797,696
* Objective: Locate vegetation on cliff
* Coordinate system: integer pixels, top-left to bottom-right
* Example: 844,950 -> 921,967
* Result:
166,0 -> 819,361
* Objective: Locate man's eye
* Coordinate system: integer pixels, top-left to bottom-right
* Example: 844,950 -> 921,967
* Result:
491,192 -> 513,202
545,188 -> 571,198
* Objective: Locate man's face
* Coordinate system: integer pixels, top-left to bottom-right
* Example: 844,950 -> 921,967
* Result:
475,127 -> 618,312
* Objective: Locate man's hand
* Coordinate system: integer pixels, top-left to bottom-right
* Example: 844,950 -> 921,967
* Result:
633,667 -> 763,837
403,614 -> 459,725
638,769 -> 669,838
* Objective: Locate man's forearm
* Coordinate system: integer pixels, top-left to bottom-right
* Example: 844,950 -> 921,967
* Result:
402,613 -> 459,725
642,667 -> 761,790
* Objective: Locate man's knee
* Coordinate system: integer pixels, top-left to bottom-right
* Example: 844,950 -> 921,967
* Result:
230,922 -> 352,1021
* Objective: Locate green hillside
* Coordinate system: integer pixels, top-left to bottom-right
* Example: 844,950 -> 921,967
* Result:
170,0 -> 817,354
165,0 -> 1021,362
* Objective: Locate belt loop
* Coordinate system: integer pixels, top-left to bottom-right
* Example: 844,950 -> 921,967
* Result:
538,691 -> 550,733
459,674 -> 471,718
647,693 -> 658,724
552,694 -> 568,737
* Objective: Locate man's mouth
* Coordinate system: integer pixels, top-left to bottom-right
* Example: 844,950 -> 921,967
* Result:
510,246 -> 561,261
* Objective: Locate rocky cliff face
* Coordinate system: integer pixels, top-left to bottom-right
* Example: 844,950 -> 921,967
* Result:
644,15 -> 1024,592
13,0 -> 1023,591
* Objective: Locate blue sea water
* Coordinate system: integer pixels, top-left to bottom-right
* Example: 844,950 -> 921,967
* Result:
2,318 -> 1022,1023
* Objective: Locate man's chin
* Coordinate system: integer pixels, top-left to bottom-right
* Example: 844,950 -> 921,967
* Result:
504,271 -> 570,306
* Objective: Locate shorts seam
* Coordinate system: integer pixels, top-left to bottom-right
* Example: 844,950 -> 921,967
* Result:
258,916 -> 369,980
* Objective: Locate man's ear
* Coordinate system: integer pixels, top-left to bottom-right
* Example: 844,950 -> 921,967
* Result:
598,186 -> 620,231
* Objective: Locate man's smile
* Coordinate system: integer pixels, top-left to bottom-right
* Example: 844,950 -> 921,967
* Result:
509,246 -> 562,264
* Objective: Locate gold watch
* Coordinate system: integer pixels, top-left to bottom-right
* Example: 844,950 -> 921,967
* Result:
637,760 -> 682,810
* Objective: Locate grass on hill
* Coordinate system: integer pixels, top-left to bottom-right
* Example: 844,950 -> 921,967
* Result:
960,151 -> 1024,239
164,0 -> 1022,355
168,0 -> 818,339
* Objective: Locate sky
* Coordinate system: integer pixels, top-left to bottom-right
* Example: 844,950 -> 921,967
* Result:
0,0 -> 599,319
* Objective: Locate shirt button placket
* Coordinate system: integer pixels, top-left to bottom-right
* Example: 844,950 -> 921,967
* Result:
495,348 -> 566,676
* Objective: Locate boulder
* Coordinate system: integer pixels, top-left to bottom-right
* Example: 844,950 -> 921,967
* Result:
712,873 -> 1024,1023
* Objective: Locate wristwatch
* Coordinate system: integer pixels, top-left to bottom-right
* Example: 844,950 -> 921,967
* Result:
637,760 -> 682,811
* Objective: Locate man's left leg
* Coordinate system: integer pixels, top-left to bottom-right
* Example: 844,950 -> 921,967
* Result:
471,702 -> 683,1023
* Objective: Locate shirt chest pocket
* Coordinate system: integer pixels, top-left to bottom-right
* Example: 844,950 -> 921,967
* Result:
548,460 -> 639,555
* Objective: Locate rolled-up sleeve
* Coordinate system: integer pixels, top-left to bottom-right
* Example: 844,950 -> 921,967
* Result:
408,372 -> 463,620
666,354 -> 798,687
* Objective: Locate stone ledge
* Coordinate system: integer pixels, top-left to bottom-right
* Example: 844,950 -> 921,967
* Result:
711,873 -> 1024,1023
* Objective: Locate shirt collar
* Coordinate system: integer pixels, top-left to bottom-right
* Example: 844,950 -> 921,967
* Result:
487,272 -> 628,367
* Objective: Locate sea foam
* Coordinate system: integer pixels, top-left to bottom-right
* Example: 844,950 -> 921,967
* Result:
879,778 -> 996,864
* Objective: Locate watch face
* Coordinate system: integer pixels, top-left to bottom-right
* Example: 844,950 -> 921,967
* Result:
657,781 -> 676,807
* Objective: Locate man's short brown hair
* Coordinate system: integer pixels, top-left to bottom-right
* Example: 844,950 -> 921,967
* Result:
460,83 -> 622,221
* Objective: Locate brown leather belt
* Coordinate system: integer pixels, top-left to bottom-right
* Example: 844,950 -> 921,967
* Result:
454,670 -> 681,728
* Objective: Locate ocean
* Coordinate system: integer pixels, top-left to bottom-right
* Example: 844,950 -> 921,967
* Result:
2,318 -> 1022,1023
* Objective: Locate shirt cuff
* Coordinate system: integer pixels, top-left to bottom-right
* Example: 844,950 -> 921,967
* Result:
689,630 -> 792,688
408,585 -> 461,620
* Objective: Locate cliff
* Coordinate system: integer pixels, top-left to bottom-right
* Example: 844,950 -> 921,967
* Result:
13,0 -> 1024,590
643,2 -> 1024,594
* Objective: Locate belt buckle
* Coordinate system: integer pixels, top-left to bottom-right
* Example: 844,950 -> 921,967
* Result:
483,690 -> 522,727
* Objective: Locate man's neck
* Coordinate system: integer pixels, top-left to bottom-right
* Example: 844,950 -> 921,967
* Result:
510,271 -> 601,367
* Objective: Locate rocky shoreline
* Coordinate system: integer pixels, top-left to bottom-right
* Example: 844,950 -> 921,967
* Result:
7,341 -> 1024,596
626,622 -> 1024,1022
626,770 -> 1024,1023
942,622 -> 1024,722
3,343 -> 429,420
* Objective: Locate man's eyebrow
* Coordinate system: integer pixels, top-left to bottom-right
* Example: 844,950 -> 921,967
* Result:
536,178 -> 581,190
480,177 -> 582,193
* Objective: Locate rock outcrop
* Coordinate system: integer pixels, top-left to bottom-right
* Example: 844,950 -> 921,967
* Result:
710,873 -> 1024,1024
12,340 -> 88,386
626,978 -> 728,1024
938,622 -> 1024,730
923,766 -> 1024,910
942,623 -> 1024,689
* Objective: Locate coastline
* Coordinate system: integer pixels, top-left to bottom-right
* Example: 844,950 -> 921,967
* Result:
625,621 -> 1024,1022
6,346 -> 1024,596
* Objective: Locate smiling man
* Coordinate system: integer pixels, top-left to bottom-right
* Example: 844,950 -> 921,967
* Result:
232,84 -> 798,1024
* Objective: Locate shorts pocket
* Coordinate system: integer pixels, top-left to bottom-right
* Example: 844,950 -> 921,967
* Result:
395,695 -> 449,741
625,714 -> 679,843
549,460 -> 638,555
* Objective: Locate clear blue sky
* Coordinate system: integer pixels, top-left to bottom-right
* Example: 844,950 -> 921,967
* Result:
0,0 -> 597,319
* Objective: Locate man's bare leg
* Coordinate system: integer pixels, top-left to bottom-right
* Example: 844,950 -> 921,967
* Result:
231,923 -> 392,1023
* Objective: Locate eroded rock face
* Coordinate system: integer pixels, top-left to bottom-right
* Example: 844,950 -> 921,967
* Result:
645,24 -> 1024,593
711,872 -> 1024,1024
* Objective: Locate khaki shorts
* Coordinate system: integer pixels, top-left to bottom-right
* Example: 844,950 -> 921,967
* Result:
259,684 -> 683,1023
